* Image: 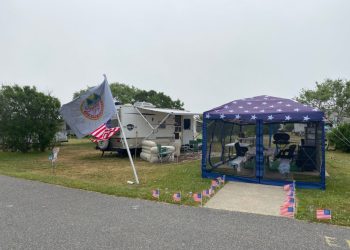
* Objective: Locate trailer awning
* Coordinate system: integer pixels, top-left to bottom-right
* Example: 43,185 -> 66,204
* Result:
137,107 -> 199,116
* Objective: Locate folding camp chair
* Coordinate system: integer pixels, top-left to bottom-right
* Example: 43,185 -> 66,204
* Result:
157,144 -> 171,163
275,144 -> 296,161
196,138 -> 203,150
189,140 -> 199,155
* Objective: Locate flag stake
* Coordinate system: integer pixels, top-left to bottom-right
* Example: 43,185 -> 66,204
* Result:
115,110 -> 140,184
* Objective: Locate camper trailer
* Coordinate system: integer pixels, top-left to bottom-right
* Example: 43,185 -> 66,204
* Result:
101,102 -> 199,154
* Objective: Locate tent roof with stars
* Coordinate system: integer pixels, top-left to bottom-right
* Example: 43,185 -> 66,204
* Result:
204,95 -> 324,123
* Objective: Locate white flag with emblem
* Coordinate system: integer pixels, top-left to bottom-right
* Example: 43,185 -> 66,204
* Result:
60,75 -> 116,138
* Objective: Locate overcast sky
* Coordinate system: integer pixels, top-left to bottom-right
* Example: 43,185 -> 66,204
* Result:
1,0 -> 349,112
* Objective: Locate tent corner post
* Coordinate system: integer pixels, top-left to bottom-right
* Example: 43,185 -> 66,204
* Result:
321,121 -> 326,190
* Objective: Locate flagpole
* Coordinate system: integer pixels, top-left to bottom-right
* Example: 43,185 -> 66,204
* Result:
115,110 -> 140,184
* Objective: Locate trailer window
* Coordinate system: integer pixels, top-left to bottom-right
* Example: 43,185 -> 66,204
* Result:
184,119 -> 191,130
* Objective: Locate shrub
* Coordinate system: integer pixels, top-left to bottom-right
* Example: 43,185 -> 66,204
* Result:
0,85 -> 61,152
327,123 -> 350,152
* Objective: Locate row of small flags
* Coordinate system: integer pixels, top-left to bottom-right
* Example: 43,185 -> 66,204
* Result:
152,175 -> 226,205
280,182 -> 332,220
280,182 -> 296,218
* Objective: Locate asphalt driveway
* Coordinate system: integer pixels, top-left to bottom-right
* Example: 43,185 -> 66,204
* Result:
0,175 -> 349,250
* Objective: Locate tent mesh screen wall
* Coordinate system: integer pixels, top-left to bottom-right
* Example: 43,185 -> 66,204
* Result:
201,96 -> 325,189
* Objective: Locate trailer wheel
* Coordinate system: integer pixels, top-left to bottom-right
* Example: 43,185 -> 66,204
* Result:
97,140 -> 109,150
117,149 -> 128,157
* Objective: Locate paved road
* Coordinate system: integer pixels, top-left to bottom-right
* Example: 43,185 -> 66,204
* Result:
0,175 -> 349,250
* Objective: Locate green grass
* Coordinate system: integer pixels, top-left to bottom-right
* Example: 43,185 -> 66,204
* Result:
0,139 -> 213,206
0,139 -> 349,226
296,151 -> 350,226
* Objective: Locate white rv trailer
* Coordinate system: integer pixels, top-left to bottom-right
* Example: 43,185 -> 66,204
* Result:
103,102 -> 199,153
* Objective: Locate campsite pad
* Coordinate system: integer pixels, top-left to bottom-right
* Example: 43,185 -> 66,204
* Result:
205,182 -> 285,217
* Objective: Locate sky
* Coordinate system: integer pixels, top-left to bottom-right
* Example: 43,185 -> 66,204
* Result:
1,0 -> 349,113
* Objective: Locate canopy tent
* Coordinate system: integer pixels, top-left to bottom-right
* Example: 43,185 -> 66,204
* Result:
201,95 -> 326,189
204,95 -> 324,123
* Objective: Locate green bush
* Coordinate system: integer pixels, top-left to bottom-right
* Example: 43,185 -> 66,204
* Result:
327,123 -> 350,152
0,85 -> 61,152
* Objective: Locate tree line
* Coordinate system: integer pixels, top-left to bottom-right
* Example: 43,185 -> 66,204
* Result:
296,79 -> 350,124
0,79 -> 349,152
73,82 -> 184,110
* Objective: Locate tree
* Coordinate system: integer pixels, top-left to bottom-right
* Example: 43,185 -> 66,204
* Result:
0,85 -> 61,152
133,90 -> 184,109
110,83 -> 140,104
296,79 -> 350,124
327,123 -> 350,152
73,82 -> 184,110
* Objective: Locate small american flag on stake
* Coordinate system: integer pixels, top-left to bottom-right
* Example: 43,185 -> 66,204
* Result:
152,189 -> 160,199
286,190 -> 295,197
281,201 -> 293,208
283,183 -> 293,191
286,197 -> 295,203
202,189 -> 211,197
193,193 -> 202,202
280,206 -> 294,218
211,179 -> 219,187
172,192 -> 181,202
316,209 -> 331,220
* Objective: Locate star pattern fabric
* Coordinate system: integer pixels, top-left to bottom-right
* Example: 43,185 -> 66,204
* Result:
204,95 -> 324,123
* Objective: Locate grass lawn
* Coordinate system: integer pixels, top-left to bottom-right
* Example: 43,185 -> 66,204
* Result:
296,150 -> 350,227
0,139 -> 212,206
0,139 -> 349,226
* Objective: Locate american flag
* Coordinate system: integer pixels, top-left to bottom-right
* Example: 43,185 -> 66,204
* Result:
280,206 -> 294,217
281,201 -> 294,208
152,189 -> 159,199
286,198 -> 295,204
172,192 -> 181,202
210,187 -> 215,195
211,179 -> 219,187
286,191 -> 295,197
202,189 -> 210,197
193,193 -> 202,202
316,209 -> 331,220
283,184 -> 293,191
90,123 -> 120,142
